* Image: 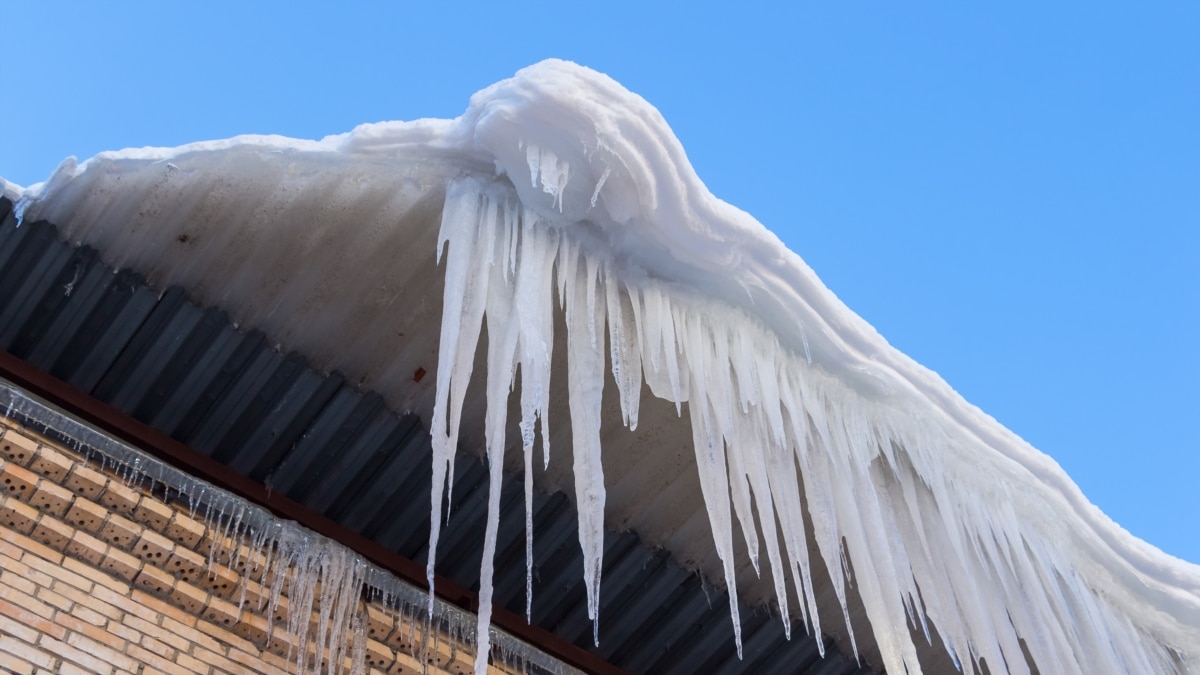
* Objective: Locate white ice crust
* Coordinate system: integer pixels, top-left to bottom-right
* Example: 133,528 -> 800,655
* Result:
1,177 -> 23,204
12,60 -> 1199,674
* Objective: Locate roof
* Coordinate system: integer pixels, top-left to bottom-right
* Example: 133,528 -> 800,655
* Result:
4,58 -> 1196,675
0,194 -> 874,674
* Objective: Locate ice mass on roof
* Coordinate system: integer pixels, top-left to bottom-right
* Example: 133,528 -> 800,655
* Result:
10,59 -> 1200,675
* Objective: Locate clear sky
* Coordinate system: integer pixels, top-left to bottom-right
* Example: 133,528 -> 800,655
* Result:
3,3 -> 1196,563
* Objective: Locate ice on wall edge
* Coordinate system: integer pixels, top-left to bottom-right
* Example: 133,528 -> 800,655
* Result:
13,59 -> 1200,675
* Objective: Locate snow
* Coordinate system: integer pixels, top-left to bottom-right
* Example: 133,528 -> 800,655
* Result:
10,59 -> 1200,674
1,177 -> 22,204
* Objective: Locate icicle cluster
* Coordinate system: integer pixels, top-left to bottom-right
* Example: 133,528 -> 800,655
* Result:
0,382 -> 579,675
426,175 -> 1193,675
11,58 -> 1197,675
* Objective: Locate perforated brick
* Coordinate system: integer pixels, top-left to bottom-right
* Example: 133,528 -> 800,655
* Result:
98,513 -> 142,550
130,497 -> 173,532
163,512 -> 206,548
63,498 -> 107,533
99,546 -> 141,582
366,604 -> 395,643
29,514 -> 74,550
233,609 -> 272,646
169,578 -> 209,616
64,530 -> 108,567
364,639 -> 397,672
27,445 -> 73,482
0,494 -> 39,533
28,480 -> 74,517
200,595 -> 239,630
97,480 -> 139,515
164,546 -> 206,584
200,562 -> 241,599
0,430 -> 38,466
63,465 -> 106,501
134,563 -> 176,595
131,529 -> 175,565
1,462 -> 37,500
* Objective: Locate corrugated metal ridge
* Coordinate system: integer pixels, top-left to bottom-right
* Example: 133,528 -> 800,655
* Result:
0,196 -> 873,674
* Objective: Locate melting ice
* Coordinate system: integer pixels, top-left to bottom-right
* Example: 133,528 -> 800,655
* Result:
12,59 -> 1200,675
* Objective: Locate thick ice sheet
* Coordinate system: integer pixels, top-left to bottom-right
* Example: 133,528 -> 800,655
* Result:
12,60 -> 1199,674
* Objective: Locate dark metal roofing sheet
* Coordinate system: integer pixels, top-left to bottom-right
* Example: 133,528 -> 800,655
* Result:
0,196 -> 873,674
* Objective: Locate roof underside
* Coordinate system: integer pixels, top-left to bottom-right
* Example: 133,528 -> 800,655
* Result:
0,195 -> 878,674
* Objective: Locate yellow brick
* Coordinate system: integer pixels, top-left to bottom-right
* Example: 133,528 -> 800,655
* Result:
108,620 -> 143,644
127,642 -> 184,674
100,545 -> 143,583
0,551 -> 53,590
134,563 -> 177,595
34,586 -> 72,613
0,590 -> 60,630
1,462 -> 37,501
62,498 -> 107,533
387,650 -> 427,675
63,464 -> 106,501
53,611 -> 118,647
28,514 -> 74,552
364,639 -> 397,672
5,528 -> 64,565
21,547 -> 93,593
231,609 -> 272,646
0,635 -> 56,672
366,603 -> 396,643
131,588 -> 196,628
169,579 -> 208,616
64,529 -> 108,566
173,651 -> 211,674
98,512 -> 142,550
164,545 -> 206,584
0,494 -> 40,533
131,528 -> 176,565
163,512 -> 207,549
199,562 -> 241,600
0,610 -> 41,644
189,645 -> 244,675
53,581 -> 123,622
261,649 -> 293,671
27,480 -> 73,518
66,602 -> 107,628
130,614 -> 197,653
131,497 -> 174,532
26,445 -> 73,482
0,431 -> 38,466
0,560 -> 39,597
199,595 -> 242,634
61,555 -> 130,594
63,630 -> 140,672
98,479 -> 140,515
58,663 -> 94,675
226,646 -> 289,675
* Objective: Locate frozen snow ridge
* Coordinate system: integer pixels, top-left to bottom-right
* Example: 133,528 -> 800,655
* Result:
426,61 -> 1200,675
12,59 -> 1199,675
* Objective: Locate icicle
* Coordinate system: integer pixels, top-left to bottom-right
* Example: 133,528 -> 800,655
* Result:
563,245 -> 609,645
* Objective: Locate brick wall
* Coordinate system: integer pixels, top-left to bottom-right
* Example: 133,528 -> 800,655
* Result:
0,417 -> 495,675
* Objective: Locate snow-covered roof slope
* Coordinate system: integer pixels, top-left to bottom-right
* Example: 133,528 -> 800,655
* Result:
13,59 -> 1199,675
1,177 -> 22,203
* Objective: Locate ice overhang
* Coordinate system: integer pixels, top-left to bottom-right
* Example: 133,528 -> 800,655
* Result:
6,58 -> 1200,675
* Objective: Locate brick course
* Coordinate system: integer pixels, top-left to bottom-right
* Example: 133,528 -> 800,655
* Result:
0,421 -> 504,675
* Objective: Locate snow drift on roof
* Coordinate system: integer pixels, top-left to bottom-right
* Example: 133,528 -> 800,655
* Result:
12,59 -> 1199,675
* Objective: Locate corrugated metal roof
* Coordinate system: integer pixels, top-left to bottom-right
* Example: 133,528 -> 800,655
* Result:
0,195 -> 875,674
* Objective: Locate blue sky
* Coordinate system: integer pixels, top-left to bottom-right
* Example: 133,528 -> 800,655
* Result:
3,3 -> 1196,563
